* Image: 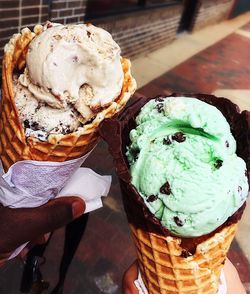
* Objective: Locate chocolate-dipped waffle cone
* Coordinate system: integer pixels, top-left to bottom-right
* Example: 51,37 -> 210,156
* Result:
0,25 -> 136,171
130,223 -> 237,293
100,94 -> 249,294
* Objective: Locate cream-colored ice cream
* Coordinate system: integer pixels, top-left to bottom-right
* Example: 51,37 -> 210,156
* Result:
14,22 -> 124,140
14,78 -> 81,140
19,22 -> 123,111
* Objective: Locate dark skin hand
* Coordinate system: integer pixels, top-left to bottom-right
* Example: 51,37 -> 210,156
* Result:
123,259 -> 247,294
0,196 -> 85,266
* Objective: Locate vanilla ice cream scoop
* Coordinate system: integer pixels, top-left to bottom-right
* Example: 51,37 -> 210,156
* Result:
19,22 -> 124,118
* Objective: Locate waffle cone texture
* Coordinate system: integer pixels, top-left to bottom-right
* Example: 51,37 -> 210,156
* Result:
130,223 -> 237,294
0,25 -> 136,171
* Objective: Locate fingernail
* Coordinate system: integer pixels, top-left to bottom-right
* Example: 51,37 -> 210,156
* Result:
72,201 -> 84,219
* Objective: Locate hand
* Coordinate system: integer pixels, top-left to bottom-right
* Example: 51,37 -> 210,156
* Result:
0,196 -> 85,266
123,260 -> 139,294
224,258 -> 247,294
123,258 -> 246,294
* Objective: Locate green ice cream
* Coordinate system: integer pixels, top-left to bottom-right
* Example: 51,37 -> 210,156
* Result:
126,97 -> 248,237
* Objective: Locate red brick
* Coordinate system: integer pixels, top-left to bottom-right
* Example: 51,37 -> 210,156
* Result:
0,1 -> 19,9
41,14 -> 49,23
0,28 -> 18,39
50,10 -> 58,19
59,9 -> 74,17
21,16 -> 40,26
0,18 -> 19,29
52,2 -> 67,10
74,7 -> 85,15
65,16 -> 79,24
0,37 -> 9,48
22,7 -> 40,17
68,1 -> 82,8
0,9 -> 19,18
22,0 -> 40,6
41,5 -> 49,14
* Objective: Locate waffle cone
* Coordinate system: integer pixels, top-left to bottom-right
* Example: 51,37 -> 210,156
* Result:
0,25 -> 136,171
130,223 -> 237,294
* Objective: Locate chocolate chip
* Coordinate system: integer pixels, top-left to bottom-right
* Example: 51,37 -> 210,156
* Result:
225,141 -> 229,148
31,122 -> 39,131
72,56 -> 79,62
180,250 -> 192,258
155,97 -> 164,102
156,103 -> 164,113
214,159 -> 223,169
146,195 -> 158,202
53,62 -> 57,66
160,181 -> 171,195
172,132 -> 186,143
238,186 -> 242,192
53,35 -> 62,40
47,22 -> 53,28
173,216 -> 185,226
245,170 -> 248,177
163,137 -> 171,145
87,31 -> 91,38
60,125 -> 71,135
35,104 -> 41,111
23,119 -> 30,128
131,148 -> 140,160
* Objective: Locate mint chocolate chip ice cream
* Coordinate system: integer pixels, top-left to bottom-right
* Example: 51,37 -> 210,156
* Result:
126,96 -> 248,237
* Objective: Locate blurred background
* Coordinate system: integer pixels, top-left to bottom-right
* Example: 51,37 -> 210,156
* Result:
0,0 -> 250,67
0,0 -> 250,293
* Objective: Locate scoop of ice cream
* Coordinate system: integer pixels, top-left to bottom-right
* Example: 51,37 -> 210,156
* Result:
19,22 -> 124,117
126,97 -> 248,237
14,79 -> 81,141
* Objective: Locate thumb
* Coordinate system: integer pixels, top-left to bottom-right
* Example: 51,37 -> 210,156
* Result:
0,196 -> 85,254
123,260 -> 139,294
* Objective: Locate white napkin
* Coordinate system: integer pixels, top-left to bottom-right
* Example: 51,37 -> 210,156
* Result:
135,270 -> 227,294
0,151 -> 112,259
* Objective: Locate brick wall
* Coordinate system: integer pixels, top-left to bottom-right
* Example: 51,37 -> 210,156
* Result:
191,0 -> 235,31
50,0 -> 87,24
0,0 -> 235,75
90,5 -> 183,59
0,0 -> 49,71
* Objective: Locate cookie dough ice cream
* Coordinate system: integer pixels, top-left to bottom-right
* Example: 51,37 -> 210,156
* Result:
15,22 -> 124,140
126,97 -> 248,237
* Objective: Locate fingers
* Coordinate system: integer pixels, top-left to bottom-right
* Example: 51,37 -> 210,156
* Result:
123,260 -> 139,294
224,258 -> 246,294
0,196 -> 85,254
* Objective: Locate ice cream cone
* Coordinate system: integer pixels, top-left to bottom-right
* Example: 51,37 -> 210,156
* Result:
130,223 -> 237,294
100,94 -> 249,294
0,25 -> 136,171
